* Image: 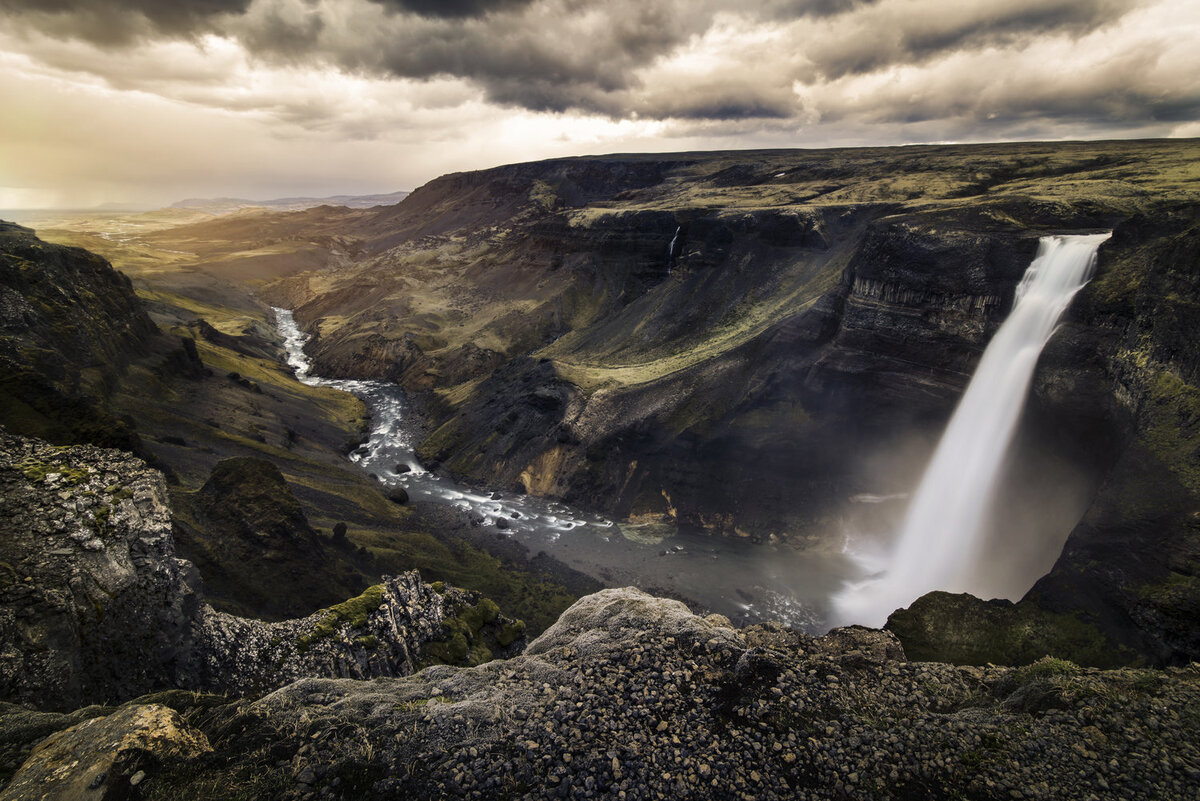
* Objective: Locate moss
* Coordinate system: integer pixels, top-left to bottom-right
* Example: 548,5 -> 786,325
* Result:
15,456 -> 92,485
1139,367 -> 1200,495
1014,656 -> 1080,684
495,619 -> 527,648
92,505 -> 111,530
959,730 -> 1011,771
296,584 -> 385,651
1136,571 -> 1200,604
420,596 -> 509,668
424,631 -> 471,664
416,419 -> 465,464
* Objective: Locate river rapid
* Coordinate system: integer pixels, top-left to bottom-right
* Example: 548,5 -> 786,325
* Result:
275,308 -> 852,631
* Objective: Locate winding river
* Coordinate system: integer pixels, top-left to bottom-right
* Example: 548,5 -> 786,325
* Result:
275,308 -> 852,631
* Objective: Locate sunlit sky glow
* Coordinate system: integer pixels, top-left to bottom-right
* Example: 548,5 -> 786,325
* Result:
1,0 -> 1197,208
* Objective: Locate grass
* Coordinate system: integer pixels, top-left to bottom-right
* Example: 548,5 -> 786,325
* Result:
1139,368 -> 1200,495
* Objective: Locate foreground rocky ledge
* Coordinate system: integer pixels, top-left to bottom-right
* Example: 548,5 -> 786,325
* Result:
0,431 -> 522,711
5,588 -> 1196,800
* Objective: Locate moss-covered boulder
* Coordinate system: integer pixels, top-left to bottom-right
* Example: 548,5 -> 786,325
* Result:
886,591 -> 1138,668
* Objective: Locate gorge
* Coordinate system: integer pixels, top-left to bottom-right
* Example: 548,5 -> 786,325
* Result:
1,138 -> 1199,799
274,307 -> 849,629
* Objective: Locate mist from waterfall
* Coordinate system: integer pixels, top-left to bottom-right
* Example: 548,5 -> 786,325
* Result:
834,233 -> 1111,627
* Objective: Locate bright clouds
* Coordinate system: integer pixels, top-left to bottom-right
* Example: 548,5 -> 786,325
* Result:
0,0 -> 1197,207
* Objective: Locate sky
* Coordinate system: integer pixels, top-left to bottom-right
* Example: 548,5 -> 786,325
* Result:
1,0 -> 1198,209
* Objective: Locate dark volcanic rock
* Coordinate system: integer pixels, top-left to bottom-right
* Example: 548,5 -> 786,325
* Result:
170,456 -> 366,620
0,704 -> 211,801
0,432 -> 198,711
269,141 -> 1200,667
0,221 -> 157,450
0,432 -> 525,712
893,216 -> 1200,667
106,588 -> 1200,801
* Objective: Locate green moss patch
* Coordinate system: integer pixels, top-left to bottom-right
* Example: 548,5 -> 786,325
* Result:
297,584 -> 386,652
420,596 -> 525,668
15,456 -> 92,485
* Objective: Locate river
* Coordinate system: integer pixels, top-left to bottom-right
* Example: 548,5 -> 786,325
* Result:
275,308 -> 853,631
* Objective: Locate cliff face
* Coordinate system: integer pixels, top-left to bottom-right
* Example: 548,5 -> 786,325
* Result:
0,221 -> 159,449
0,433 -> 193,711
272,143 -> 1181,543
888,217 -> 1200,666
0,432 -> 524,713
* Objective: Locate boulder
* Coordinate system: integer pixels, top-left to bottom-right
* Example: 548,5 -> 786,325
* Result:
0,704 -> 210,801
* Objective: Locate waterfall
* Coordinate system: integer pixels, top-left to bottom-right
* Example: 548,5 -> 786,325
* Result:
834,233 -> 1111,627
667,226 -> 681,276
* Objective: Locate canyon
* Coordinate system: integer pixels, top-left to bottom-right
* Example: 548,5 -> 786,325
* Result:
1,138 -> 1199,798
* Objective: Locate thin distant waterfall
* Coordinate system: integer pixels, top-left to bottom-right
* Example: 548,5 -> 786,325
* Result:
835,233 -> 1111,627
667,225 -> 681,275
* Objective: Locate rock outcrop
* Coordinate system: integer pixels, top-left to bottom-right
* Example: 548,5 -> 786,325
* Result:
0,704 -> 211,801
0,221 -> 157,450
169,456 -> 367,620
188,573 -> 525,697
0,432 -> 525,712
0,432 -> 198,712
38,588 -> 1199,800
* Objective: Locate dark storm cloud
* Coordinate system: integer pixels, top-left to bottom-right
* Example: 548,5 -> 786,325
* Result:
329,0 -> 711,115
0,0 -> 250,42
366,0 -> 534,17
762,0 -> 880,19
226,0 -> 1143,120
805,0 -> 1138,81
0,0 -> 1185,130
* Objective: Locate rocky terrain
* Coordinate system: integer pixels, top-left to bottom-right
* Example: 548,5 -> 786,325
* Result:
0,432 -> 526,717
3,587 -> 1198,800
0,220 -> 158,451
0,215 -> 589,636
263,140 -> 1198,548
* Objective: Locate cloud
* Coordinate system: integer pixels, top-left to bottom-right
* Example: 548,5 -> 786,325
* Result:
798,0 -> 1140,81
0,0 -> 1171,124
367,0 -> 535,17
0,0 -> 1197,208
0,0 -> 251,43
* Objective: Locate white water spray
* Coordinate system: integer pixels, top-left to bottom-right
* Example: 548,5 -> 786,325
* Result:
834,233 -> 1110,627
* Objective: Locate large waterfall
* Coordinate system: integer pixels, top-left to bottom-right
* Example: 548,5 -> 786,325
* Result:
835,233 -> 1111,627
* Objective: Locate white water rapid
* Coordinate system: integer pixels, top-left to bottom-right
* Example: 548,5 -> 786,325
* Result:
834,233 -> 1111,627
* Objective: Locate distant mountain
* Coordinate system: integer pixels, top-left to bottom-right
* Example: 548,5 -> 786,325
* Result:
170,190 -> 410,214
